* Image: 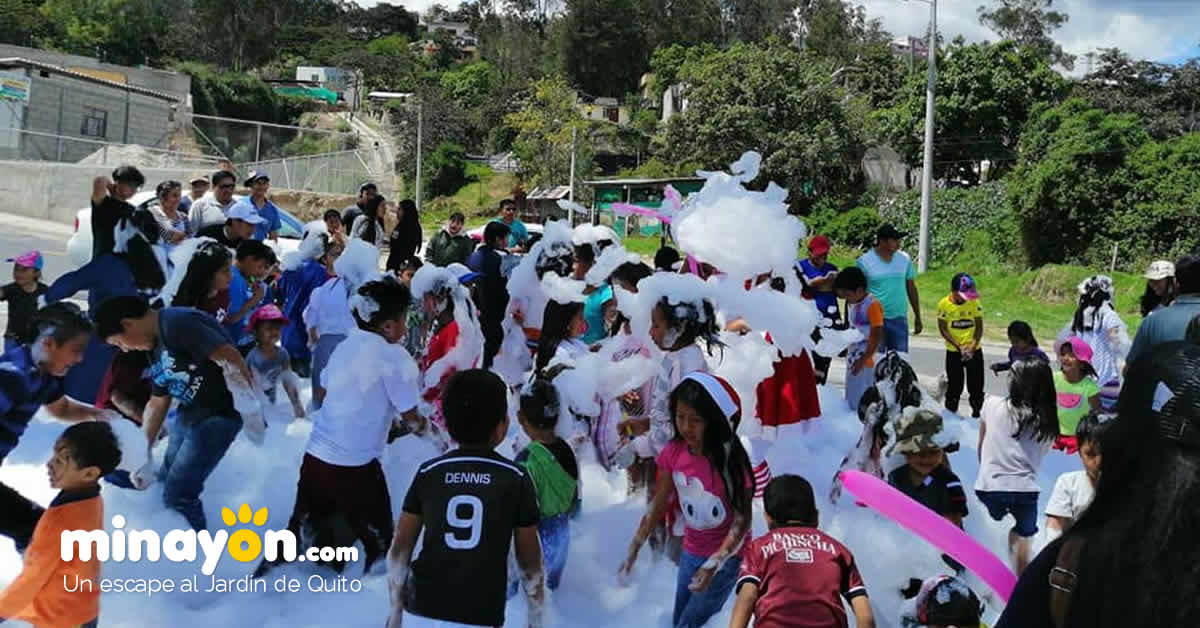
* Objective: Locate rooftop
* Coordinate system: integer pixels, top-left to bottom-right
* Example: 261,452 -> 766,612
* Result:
581,177 -> 704,187
0,57 -> 179,102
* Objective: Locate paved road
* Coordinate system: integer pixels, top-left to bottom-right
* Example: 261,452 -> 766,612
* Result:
0,211 -> 1011,398
825,334 -> 1010,399
0,214 -> 81,336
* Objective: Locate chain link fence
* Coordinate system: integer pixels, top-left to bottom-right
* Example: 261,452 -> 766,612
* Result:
189,113 -> 361,163
188,113 -> 393,195
238,147 -> 391,196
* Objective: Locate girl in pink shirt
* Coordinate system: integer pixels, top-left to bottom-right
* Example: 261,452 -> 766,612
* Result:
620,372 -> 755,628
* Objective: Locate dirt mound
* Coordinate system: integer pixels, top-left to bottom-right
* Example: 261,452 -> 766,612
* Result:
269,189 -> 357,222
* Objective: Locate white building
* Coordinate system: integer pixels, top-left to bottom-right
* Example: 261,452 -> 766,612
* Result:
295,66 -> 361,106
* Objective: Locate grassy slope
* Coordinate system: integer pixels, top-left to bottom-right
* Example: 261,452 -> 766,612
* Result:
419,163 -> 519,231
828,247 -> 1145,345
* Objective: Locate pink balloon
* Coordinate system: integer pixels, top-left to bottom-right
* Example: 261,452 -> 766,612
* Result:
839,470 -> 1017,601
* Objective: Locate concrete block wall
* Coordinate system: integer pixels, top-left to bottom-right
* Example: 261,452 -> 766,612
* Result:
0,161 -> 203,224
14,73 -> 172,162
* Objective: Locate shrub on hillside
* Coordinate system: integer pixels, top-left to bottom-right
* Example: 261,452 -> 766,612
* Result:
878,182 -> 1013,267
808,206 -> 882,252
425,143 -> 470,199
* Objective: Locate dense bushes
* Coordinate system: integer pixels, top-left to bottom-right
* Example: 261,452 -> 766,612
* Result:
1009,99 -> 1200,271
807,206 -> 881,251
876,182 -> 1016,267
424,143 -> 470,199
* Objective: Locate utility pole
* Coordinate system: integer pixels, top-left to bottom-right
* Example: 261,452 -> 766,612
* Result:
568,125 -> 577,225
415,102 -> 423,213
917,0 -> 937,273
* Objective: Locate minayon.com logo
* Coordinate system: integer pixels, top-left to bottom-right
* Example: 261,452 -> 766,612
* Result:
60,503 -> 358,575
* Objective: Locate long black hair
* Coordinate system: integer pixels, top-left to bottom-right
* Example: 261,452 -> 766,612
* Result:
1006,320 -> 1038,348
1140,277 -> 1178,317
607,262 -> 653,338
1072,276 -> 1115,334
519,370 -> 563,431
669,377 -> 754,522
394,199 -> 422,251
1006,358 -> 1059,442
536,300 -> 584,371
655,296 -> 722,355
1057,342 -> 1200,628
359,194 -> 386,243
172,241 -> 232,308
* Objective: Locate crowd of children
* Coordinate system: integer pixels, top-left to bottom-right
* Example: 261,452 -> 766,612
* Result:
0,160 -> 1166,628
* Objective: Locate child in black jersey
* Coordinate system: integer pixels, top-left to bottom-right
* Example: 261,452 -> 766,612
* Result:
387,369 -> 545,628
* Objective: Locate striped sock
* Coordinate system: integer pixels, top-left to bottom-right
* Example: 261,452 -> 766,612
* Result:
752,460 -> 772,499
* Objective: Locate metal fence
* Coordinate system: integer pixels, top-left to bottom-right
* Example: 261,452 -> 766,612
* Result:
189,113 -> 361,164
238,146 -> 390,196
0,126 -> 221,169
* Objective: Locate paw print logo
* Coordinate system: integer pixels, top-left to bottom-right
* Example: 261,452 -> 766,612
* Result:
222,503 -> 270,562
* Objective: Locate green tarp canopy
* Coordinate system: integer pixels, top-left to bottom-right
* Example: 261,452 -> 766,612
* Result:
274,86 -> 339,105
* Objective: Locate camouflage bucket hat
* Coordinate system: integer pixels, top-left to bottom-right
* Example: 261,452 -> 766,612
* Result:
890,408 -> 945,456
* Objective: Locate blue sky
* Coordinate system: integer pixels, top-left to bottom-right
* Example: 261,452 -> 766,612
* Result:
354,0 -> 1200,66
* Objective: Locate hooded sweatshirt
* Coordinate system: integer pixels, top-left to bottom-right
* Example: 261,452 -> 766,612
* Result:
425,225 -> 476,267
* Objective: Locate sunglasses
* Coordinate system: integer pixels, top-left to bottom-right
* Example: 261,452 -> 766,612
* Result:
217,183 -> 235,189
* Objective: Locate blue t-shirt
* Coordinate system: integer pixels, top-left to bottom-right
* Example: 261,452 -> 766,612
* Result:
232,198 -> 283,241
797,258 -> 840,320
492,217 -> 528,249
856,249 -> 916,320
0,344 -> 65,463
150,308 -> 238,421
582,285 -> 613,344
247,346 -> 289,392
225,267 -> 262,348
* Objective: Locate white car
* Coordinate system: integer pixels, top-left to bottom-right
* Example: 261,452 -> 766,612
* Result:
67,193 -> 304,267
466,222 -> 544,245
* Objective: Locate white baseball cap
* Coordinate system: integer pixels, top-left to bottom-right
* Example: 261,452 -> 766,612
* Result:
1145,260 -> 1175,281
228,203 -> 265,224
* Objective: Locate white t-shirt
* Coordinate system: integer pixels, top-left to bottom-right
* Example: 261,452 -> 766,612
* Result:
1044,470 -> 1096,521
304,277 -> 357,337
553,338 -> 589,363
306,329 -> 419,466
974,395 -> 1054,493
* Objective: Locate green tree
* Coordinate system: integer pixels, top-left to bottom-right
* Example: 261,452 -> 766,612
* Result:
38,0 -> 168,66
977,0 -> 1074,70
663,40 -> 864,213
351,2 -> 420,41
425,142 -> 470,197
0,0 -> 50,47
1075,49 -> 1200,140
874,40 -> 1068,183
1007,98 -> 1149,267
726,0 -> 801,44
440,61 -> 500,108
503,76 -> 592,187
636,0 -> 724,53
563,0 -> 647,96
366,34 -> 412,58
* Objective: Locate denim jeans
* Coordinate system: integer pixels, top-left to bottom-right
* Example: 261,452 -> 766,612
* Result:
158,413 -> 241,530
882,316 -> 910,353
673,550 -> 742,628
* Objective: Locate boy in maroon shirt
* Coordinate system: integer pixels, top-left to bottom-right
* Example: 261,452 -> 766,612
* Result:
730,474 -> 875,628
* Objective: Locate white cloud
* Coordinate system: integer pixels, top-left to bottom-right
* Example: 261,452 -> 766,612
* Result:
862,0 -> 1200,64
